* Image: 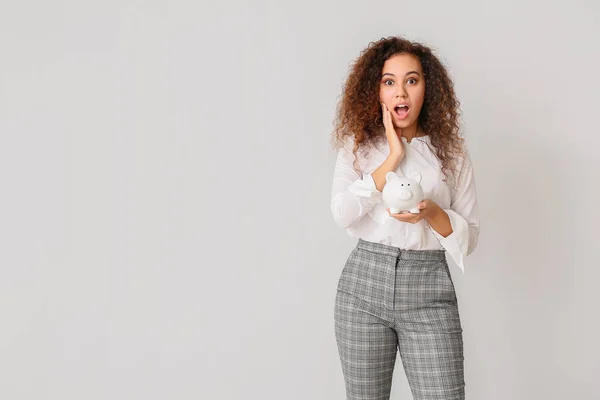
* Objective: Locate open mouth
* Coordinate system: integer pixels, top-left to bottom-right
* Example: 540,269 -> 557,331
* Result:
394,105 -> 409,119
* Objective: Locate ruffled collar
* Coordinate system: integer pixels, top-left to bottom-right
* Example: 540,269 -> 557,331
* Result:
372,134 -> 431,158
402,134 -> 430,144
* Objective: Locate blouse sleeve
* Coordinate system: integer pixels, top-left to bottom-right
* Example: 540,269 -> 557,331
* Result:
429,148 -> 481,273
330,140 -> 383,229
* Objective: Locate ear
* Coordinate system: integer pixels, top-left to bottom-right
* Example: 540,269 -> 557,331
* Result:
385,171 -> 398,183
410,171 -> 422,184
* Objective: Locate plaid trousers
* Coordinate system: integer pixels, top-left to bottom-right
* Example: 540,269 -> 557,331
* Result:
334,238 -> 465,400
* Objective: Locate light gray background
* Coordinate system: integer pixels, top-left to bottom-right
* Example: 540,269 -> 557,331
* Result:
1,0 -> 599,399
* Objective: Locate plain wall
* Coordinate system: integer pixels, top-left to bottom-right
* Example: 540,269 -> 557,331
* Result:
1,0 -> 599,399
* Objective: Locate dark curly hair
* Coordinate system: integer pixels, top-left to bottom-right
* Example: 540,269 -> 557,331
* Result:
331,36 -> 465,184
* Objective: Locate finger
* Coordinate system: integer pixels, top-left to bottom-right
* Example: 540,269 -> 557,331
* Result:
408,212 -> 423,221
395,218 -> 418,224
391,214 -> 418,224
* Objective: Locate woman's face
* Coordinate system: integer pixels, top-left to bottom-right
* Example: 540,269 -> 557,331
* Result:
379,53 -> 425,130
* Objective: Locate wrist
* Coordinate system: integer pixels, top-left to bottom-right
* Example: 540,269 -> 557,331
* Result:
387,153 -> 403,167
427,206 -> 453,237
426,202 -> 444,222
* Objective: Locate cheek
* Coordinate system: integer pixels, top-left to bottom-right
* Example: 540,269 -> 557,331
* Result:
409,95 -> 424,112
379,86 -> 393,100
414,87 -> 425,107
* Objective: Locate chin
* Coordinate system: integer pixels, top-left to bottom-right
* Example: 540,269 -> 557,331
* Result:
393,119 -> 413,129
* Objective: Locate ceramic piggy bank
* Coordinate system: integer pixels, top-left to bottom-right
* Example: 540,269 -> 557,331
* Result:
382,171 -> 424,214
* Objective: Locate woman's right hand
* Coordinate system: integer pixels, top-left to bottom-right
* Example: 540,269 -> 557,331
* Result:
381,103 -> 405,162
370,104 -> 406,192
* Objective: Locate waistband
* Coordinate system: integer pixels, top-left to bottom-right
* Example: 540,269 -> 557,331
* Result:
356,238 -> 446,261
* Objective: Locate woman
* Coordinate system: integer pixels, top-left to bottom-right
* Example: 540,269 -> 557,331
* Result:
330,36 -> 481,400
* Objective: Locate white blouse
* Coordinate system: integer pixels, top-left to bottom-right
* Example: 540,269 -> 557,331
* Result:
330,134 -> 480,273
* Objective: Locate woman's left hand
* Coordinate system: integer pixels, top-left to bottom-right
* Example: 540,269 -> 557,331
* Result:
386,199 -> 440,224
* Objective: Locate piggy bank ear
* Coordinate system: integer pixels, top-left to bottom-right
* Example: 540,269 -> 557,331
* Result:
410,172 -> 422,184
385,171 -> 398,183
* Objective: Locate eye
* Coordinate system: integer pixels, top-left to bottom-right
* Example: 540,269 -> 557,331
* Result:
384,79 -> 394,86
401,184 -> 404,186
408,184 -> 410,186
407,78 -> 418,84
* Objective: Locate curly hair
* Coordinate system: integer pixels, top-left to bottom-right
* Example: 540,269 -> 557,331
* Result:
331,36 -> 465,184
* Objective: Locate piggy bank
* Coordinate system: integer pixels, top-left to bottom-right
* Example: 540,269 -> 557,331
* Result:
382,171 -> 424,214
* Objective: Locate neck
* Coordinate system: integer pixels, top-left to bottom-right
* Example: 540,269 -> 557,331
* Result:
395,122 -> 421,143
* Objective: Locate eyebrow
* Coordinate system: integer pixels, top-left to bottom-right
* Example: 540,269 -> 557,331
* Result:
382,71 -> 421,78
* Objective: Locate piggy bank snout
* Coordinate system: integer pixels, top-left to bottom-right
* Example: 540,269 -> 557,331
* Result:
397,190 -> 413,200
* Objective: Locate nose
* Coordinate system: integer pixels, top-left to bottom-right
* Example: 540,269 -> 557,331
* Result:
396,84 -> 407,98
398,190 -> 413,200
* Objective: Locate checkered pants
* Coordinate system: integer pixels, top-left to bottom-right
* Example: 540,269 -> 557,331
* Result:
334,238 -> 465,400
